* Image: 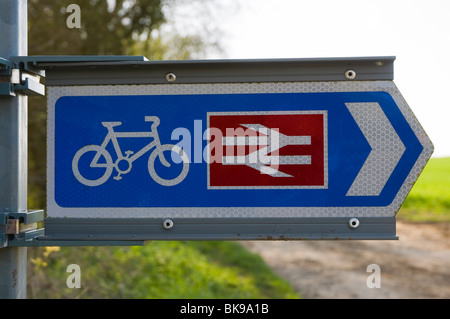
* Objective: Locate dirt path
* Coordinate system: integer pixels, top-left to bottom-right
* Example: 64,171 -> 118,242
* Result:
241,221 -> 450,299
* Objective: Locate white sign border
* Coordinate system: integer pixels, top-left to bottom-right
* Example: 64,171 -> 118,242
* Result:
47,80 -> 433,219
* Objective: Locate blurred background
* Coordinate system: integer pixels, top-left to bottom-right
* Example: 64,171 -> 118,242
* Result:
26,0 -> 449,299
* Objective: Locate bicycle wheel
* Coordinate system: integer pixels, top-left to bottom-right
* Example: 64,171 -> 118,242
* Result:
148,144 -> 189,186
72,145 -> 113,186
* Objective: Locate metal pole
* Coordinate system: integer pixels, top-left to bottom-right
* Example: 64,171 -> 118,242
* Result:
0,0 -> 28,299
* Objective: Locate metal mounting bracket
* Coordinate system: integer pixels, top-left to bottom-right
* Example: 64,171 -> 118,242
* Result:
0,57 -> 45,96
0,209 -> 146,247
0,210 -> 45,248
0,55 -> 148,96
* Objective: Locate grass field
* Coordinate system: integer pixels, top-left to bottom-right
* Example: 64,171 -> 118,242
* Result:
398,157 -> 450,222
27,241 -> 300,299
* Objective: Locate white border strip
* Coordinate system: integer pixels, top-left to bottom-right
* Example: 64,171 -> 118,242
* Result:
47,81 -> 433,218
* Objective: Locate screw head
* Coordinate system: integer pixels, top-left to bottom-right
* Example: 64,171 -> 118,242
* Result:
345,69 -> 356,80
348,218 -> 360,229
165,72 -> 177,83
162,219 -> 174,230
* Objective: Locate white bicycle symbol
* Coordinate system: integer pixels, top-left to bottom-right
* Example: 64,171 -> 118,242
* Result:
72,116 -> 189,187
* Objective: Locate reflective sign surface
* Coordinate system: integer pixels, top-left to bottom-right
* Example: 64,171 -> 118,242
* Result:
47,81 -> 432,219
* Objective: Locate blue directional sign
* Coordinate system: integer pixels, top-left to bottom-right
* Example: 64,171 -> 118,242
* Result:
47,80 -> 433,222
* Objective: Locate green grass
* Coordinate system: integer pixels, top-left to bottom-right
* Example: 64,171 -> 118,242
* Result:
398,157 -> 450,222
27,241 -> 300,299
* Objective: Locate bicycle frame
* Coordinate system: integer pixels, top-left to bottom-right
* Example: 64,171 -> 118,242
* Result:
92,120 -> 169,168
72,116 -> 189,187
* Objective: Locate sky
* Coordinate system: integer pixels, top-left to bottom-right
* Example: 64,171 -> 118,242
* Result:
197,0 -> 450,158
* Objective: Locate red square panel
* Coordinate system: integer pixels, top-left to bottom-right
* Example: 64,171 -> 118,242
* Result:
207,111 -> 327,188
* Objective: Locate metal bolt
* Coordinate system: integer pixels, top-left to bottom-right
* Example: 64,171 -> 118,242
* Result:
165,72 -> 176,83
348,218 -> 360,229
345,69 -> 356,80
162,219 -> 174,230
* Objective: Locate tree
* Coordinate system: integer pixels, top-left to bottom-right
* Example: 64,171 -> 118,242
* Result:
29,0 -> 166,55
27,0 -> 225,208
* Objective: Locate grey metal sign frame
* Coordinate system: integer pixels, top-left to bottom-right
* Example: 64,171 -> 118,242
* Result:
38,56 -> 431,243
41,56 -> 394,85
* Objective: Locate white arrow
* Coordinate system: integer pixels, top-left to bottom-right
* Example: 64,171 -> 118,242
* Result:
222,124 -> 311,177
345,102 -> 406,196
